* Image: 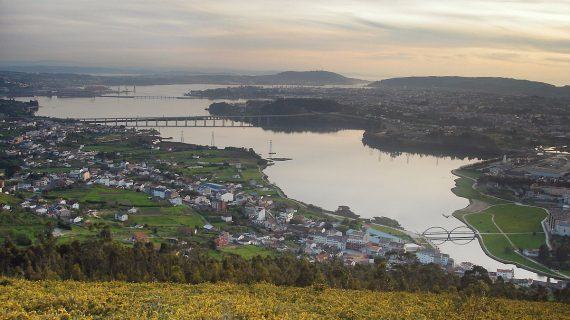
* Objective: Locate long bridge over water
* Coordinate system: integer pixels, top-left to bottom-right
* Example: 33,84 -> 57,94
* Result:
75,114 -> 318,128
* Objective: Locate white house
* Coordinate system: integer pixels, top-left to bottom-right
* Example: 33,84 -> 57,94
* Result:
497,268 -> 514,280
169,197 -> 183,206
115,213 -> 128,222
554,221 -> 570,236
280,210 -> 294,223
152,187 -> 167,199
415,249 -> 452,267
255,207 -> 266,221
221,216 -> 233,222
220,192 -> 234,203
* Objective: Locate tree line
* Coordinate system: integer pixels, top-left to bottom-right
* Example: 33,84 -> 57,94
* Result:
0,232 -> 568,303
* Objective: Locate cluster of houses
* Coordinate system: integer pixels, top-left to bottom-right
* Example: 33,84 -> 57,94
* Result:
1,117 -> 566,289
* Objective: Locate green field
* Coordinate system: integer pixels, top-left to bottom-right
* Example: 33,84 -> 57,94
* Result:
370,224 -> 413,242
0,193 -> 20,206
451,169 -> 566,278
454,169 -> 483,180
129,206 -> 206,228
451,176 -> 508,206
220,245 -> 276,259
478,234 -> 556,276
465,212 -> 499,234
490,204 -> 547,233
50,186 -> 156,207
466,204 -> 547,249
0,211 -> 48,245
464,204 -> 558,277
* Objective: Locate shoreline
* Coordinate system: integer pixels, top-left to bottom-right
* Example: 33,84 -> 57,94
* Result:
450,169 -> 568,280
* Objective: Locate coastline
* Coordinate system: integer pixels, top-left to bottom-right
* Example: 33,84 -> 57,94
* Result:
450,169 -> 569,279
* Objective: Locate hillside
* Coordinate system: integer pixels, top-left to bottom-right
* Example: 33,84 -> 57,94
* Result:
0,70 -> 366,90
254,71 -> 365,85
368,76 -> 570,97
1,279 -> 567,319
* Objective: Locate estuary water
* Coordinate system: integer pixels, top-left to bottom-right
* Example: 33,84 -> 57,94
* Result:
26,84 -> 541,279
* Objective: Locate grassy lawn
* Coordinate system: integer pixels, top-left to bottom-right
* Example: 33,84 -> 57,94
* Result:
508,234 -> 546,249
370,224 -> 413,242
465,212 -> 499,234
450,170 -> 565,278
490,204 -> 547,234
0,193 -> 21,206
479,234 -> 558,277
220,245 -> 276,259
466,204 -> 547,249
0,211 -> 49,244
130,206 -> 206,227
50,186 -> 156,207
454,169 -> 483,180
451,177 -> 508,206
272,197 -> 329,220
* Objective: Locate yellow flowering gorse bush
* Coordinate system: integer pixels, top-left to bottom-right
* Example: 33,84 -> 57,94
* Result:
0,278 -> 567,319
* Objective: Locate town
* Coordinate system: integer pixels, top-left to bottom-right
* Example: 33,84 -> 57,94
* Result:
0,99 -> 566,293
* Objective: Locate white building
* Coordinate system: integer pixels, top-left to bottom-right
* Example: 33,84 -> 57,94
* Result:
415,249 -> 452,267
115,213 -> 128,222
554,221 -> 570,236
497,268 -> 514,280
280,211 -> 294,223
220,192 -> 234,203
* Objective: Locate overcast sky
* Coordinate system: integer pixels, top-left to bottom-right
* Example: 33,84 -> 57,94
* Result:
0,0 -> 569,84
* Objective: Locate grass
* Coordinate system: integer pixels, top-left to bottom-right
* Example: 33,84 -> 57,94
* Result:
465,204 -> 547,250
25,167 -> 75,174
490,204 -> 547,234
454,169 -> 483,180
0,193 -> 20,206
464,204 -> 558,277
465,212 -> 499,234
478,234 -> 556,276
272,197 -> 329,220
0,211 -> 48,244
451,169 -> 563,278
220,245 -> 276,259
451,176 -> 508,206
370,224 -> 413,243
129,207 -> 206,228
50,186 -> 156,207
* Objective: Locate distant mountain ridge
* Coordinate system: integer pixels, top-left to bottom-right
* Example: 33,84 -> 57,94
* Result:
255,71 -> 365,85
368,76 -> 570,97
0,69 -> 366,86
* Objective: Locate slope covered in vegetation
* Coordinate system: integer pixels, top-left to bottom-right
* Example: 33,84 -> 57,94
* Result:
1,278 -> 568,320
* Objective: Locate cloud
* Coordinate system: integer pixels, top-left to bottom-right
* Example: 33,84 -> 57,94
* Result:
0,0 -> 569,84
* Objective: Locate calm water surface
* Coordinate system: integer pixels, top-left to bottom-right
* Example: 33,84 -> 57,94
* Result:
25,84 -> 542,279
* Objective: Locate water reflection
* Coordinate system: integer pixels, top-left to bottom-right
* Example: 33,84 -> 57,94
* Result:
23,84 -> 544,280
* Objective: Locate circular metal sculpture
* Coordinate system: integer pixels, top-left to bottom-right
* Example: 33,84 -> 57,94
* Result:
421,226 -> 476,245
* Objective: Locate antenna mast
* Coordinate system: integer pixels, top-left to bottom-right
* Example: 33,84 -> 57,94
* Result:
268,140 -> 276,159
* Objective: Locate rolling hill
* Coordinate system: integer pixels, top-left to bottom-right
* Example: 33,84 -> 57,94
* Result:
368,76 -> 570,97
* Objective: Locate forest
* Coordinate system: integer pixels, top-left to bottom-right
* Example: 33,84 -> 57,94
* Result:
1,230 -> 568,303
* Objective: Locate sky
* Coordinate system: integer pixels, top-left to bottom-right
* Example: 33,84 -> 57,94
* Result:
0,0 -> 569,84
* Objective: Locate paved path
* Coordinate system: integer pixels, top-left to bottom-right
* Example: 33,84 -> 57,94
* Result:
452,169 -> 568,279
